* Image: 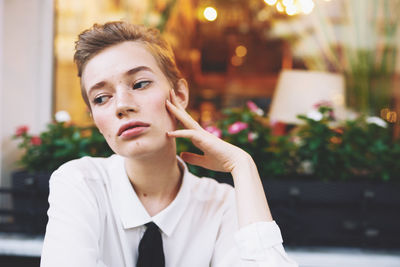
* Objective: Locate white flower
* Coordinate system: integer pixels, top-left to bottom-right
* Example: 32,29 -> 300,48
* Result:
366,116 -> 387,128
55,110 -> 71,123
255,108 -> 264,116
307,110 -> 323,121
291,136 -> 303,146
300,160 -> 314,175
248,132 -> 259,142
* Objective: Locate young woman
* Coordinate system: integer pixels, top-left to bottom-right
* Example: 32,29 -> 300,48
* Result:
41,21 -> 298,267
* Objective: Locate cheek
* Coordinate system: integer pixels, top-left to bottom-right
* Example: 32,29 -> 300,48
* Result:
147,93 -> 176,127
92,112 -> 112,138
148,92 -> 168,114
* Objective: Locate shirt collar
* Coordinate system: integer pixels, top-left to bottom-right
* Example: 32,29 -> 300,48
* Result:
110,155 -> 193,237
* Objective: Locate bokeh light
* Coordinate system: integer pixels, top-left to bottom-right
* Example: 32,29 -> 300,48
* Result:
203,6 -> 218,21
387,111 -> 398,123
286,4 -> 297,15
231,55 -> 244,66
264,0 -> 278,5
276,2 -> 284,12
380,108 -> 398,123
265,0 -> 316,15
235,45 -> 248,57
282,0 -> 294,7
299,0 -> 315,14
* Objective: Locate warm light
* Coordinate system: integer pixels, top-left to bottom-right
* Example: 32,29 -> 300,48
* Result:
203,7 -> 218,21
257,9 -> 269,21
231,56 -> 244,66
381,108 -> 398,123
235,45 -> 247,57
381,108 -> 390,119
265,0 -> 316,16
264,0 -> 277,5
387,111 -> 397,123
299,0 -> 315,14
286,4 -> 298,15
282,0 -> 294,7
276,2 -> 284,12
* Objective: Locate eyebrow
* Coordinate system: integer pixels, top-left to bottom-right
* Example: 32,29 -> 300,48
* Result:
87,66 -> 155,96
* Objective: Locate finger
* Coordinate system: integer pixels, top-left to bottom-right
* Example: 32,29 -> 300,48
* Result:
170,89 -> 184,109
180,152 -> 207,168
166,99 -> 201,130
166,129 -> 201,140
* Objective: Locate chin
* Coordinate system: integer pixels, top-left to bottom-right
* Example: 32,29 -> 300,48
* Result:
115,135 -> 176,160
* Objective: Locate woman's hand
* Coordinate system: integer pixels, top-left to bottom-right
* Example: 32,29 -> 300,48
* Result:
166,89 -> 249,173
166,89 -> 273,225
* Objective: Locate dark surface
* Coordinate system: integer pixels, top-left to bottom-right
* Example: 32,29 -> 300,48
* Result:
9,171 -> 50,234
0,256 -> 40,267
2,172 -> 400,249
214,177 -> 400,248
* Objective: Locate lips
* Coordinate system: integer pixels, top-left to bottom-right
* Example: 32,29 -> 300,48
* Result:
117,121 -> 150,137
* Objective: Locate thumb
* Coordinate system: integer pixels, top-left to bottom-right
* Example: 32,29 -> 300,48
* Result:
180,152 -> 207,168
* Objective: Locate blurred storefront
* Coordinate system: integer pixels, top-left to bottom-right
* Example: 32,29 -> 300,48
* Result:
1,2 -> 400,265
53,0 -> 298,126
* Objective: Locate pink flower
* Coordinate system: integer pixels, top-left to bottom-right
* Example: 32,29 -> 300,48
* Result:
246,101 -> 264,116
15,125 -> 29,136
228,122 -> 248,134
313,101 -> 333,109
205,125 -> 222,138
248,132 -> 258,142
247,101 -> 259,112
30,136 -> 42,146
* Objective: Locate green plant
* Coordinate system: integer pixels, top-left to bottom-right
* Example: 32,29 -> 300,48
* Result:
177,101 -> 294,178
13,114 -> 113,173
339,115 -> 399,181
294,105 -> 344,180
178,100 -> 400,182
293,103 -> 399,182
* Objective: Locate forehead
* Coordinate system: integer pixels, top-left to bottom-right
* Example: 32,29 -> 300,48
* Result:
82,41 -> 164,89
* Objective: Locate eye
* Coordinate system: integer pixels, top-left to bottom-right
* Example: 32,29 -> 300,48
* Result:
133,80 -> 151,90
93,95 -> 110,105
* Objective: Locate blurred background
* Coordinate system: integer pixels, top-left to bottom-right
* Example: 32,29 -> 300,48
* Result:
1,0 -> 400,266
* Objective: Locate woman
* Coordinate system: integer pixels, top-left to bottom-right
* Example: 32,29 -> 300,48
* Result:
41,21 -> 298,267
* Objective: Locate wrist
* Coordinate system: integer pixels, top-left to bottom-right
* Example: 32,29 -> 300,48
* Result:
230,151 -> 255,177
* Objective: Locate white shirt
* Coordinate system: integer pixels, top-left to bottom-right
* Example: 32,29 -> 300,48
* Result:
40,154 -> 298,267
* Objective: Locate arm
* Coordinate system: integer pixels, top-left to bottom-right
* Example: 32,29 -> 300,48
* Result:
41,167 -> 106,267
166,89 -> 298,266
166,89 -> 271,227
231,154 -> 272,227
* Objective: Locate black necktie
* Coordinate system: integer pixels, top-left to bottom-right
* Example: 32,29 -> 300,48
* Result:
137,222 -> 165,267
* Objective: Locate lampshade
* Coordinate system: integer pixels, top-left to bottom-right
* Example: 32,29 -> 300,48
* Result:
269,69 -> 346,124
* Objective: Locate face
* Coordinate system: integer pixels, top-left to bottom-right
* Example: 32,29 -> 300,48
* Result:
82,41 -> 187,159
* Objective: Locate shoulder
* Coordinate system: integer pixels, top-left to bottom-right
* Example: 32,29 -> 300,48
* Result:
50,154 -> 122,185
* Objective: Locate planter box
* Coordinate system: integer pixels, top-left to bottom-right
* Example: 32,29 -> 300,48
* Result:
214,177 -> 400,249
11,171 -> 51,234
8,170 -> 400,248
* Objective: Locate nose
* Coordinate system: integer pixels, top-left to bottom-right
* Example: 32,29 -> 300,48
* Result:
115,89 -> 137,118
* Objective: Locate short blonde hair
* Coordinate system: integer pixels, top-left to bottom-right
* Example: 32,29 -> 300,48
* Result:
74,21 -> 182,108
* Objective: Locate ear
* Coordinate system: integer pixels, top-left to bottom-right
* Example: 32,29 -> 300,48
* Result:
174,79 -> 189,109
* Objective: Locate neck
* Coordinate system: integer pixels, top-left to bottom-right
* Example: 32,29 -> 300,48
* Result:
124,146 -> 182,211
